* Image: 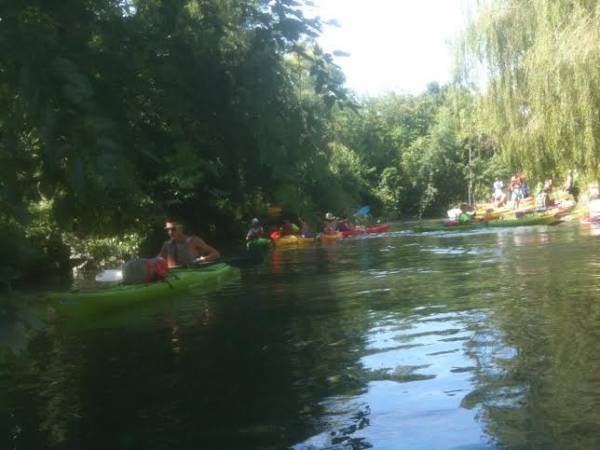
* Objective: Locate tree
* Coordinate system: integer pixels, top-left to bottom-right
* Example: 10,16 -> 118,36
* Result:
459,0 -> 600,181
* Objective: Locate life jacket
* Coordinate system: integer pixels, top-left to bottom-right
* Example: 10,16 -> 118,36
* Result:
123,257 -> 169,284
458,212 -> 471,223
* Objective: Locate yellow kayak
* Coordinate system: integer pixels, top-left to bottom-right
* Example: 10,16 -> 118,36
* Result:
272,235 -> 316,248
319,232 -> 343,243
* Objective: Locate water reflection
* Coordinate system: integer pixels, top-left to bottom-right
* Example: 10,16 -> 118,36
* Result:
6,224 -> 600,449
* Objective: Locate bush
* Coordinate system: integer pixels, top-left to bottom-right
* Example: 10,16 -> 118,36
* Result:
0,221 -> 45,292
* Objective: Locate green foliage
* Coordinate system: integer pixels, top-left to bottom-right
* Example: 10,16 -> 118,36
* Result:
0,0 -> 358,275
331,85 -> 476,218
0,0 -> 513,284
0,0 -> 350,233
404,108 -> 466,216
64,232 -> 145,274
459,0 -> 600,181
376,167 -> 404,217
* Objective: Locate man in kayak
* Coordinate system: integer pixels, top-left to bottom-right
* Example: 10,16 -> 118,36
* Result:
159,219 -> 220,268
246,218 -> 264,241
299,217 -> 312,238
280,219 -> 300,236
458,204 -> 474,223
323,212 -> 338,234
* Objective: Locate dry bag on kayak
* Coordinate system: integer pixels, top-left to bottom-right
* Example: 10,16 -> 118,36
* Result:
122,257 -> 169,284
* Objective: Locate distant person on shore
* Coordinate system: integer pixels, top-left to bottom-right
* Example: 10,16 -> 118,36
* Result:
159,219 -> 220,268
536,178 -> 553,209
522,179 -> 529,198
246,218 -> 264,241
565,172 -> 580,202
510,173 -> 523,209
588,186 -> 600,220
492,178 -> 506,207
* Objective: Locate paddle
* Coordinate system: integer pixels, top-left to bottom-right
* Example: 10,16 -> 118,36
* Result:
353,205 -> 370,217
95,253 -> 264,283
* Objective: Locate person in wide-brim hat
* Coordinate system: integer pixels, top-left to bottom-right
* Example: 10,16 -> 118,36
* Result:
323,212 -> 338,234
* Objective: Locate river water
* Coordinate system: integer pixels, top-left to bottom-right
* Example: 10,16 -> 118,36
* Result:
3,222 -> 600,449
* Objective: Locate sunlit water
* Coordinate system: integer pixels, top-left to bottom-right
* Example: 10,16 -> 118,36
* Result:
4,222 -> 600,449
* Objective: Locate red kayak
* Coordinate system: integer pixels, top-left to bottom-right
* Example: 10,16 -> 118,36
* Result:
443,219 -> 471,227
341,228 -> 366,238
366,224 -> 390,233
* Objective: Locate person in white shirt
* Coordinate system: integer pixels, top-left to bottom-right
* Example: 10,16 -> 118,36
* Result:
492,178 -> 506,207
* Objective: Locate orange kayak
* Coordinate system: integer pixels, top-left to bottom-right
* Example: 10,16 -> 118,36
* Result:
320,232 -> 343,243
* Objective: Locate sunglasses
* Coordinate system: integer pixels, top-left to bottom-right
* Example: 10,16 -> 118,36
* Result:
165,227 -> 176,232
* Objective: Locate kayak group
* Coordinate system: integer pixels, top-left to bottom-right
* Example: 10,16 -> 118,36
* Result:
91,213 -> 390,288
413,172 -> 593,233
48,213 -> 391,319
49,182 -> 600,321
246,212 -> 390,249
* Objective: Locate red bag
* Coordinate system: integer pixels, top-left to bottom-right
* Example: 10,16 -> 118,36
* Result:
123,257 -> 169,284
144,257 -> 169,282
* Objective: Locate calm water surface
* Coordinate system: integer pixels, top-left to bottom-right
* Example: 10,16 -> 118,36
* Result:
3,222 -> 600,449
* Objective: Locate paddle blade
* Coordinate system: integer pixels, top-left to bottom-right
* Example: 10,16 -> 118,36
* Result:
354,205 -> 370,217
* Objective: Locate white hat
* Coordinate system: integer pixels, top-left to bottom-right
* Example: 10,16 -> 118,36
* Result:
251,217 -> 259,225
325,212 -> 336,220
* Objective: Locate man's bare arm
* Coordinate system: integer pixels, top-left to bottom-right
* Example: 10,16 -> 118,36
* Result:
193,237 -> 220,262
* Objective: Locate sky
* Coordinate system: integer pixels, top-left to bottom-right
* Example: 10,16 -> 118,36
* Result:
304,0 -> 468,96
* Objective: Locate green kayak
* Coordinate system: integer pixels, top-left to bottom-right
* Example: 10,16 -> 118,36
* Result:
246,237 -> 272,250
49,263 -> 239,320
413,215 -> 560,233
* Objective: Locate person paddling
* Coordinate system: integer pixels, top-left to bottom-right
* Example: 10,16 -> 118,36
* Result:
336,216 -> 352,232
280,219 -> 300,236
323,212 -> 338,234
246,218 -> 264,241
299,217 -> 312,238
158,219 -> 220,268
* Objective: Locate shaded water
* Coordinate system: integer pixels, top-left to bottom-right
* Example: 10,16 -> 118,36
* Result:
3,223 -> 600,449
